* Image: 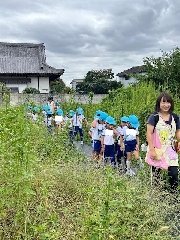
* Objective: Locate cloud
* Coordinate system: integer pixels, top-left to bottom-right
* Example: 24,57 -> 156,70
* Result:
0,0 -> 179,85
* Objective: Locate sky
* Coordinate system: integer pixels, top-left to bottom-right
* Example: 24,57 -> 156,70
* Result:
0,0 -> 180,86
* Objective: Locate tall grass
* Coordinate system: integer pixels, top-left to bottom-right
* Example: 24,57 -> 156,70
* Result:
0,84 -> 180,239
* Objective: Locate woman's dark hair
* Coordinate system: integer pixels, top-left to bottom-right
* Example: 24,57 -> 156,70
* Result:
154,93 -> 174,112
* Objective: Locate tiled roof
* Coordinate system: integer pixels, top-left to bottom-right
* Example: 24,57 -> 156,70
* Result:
0,42 -> 64,75
117,65 -> 146,77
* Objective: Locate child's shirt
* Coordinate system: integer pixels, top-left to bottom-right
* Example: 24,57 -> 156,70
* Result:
32,113 -> 38,122
72,114 -> 85,128
92,121 -> 104,141
121,127 -> 139,142
102,128 -> 115,145
42,110 -> 47,123
65,116 -> 73,129
116,126 -> 123,138
54,115 -> 64,125
45,116 -> 52,127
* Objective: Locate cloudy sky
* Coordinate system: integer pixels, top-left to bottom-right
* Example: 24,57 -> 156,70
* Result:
0,0 -> 180,85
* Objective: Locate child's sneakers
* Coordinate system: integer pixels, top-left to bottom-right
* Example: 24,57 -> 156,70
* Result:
80,141 -> 84,145
126,169 -> 135,176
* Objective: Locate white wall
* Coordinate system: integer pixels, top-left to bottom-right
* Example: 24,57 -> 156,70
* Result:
28,77 -> 38,89
4,76 -> 50,93
6,83 -> 28,93
118,77 -> 138,87
39,77 -> 49,93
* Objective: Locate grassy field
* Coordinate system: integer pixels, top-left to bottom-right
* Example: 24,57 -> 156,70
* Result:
0,83 -> 180,239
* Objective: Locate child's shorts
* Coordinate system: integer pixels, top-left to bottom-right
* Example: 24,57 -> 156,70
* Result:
93,140 -> 101,152
125,139 -> 137,153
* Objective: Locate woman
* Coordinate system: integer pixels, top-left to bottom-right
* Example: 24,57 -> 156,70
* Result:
146,93 -> 180,193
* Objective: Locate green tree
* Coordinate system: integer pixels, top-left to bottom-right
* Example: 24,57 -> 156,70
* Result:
136,47 -> 180,94
76,69 -> 123,94
50,78 -> 66,93
22,87 -> 40,94
84,69 -> 114,83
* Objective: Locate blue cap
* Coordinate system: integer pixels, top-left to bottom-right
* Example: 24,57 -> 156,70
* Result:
106,116 -> 116,125
95,110 -> 102,116
47,111 -> 52,115
129,115 -> 140,128
42,105 -> 50,112
100,112 -> 108,121
27,106 -> 32,110
77,107 -> 84,114
33,107 -> 39,112
121,116 -> 129,122
57,109 -> 63,116
69,110 -> 75,117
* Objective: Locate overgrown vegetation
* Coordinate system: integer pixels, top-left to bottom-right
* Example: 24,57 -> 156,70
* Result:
0,81 -> 180,239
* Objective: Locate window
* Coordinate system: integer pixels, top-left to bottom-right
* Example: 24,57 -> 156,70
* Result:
8,87 -> 19,93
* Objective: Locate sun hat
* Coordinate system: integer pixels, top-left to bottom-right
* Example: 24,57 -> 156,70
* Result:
33,106 -> 39,112
95,110 -> 102,116
27,106 -> 31,110
57,109 -> 63,116
106,116 -> 116,125
46,110 -> 52,115
129,115 -> 140,128
100,112 -> 108,121
121,116 -> 129,122
77,107 -> 83,111
69,110 -> 75,117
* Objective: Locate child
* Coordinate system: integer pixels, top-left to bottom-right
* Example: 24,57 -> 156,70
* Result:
72,107 -> 88,144
120,115 -> 143,176
101,116 -> 119,167
116,116 -> 129,170
55,101 -> 60,111
54,109 -> 65,131
91,111 -> 107,161
26,106 -> 32,120
65,110 -> 75,144
45,110 -> 53,133
42,105 -> 50,125
32,107 -> 39,122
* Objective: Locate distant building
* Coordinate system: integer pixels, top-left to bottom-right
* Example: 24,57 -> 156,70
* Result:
70,79 -> 84,91
0,42 -> 64,93
117,65 -> 146,87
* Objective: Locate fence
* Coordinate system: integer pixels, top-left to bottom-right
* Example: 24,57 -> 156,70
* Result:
7,93 -> 108,106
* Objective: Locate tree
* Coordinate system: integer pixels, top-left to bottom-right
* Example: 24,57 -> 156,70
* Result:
84,69 -> 114,83
0,82 -> 10,92
76,69 -> 122,94
50,78 -> 66,93
76,79 -> 123,94
136,47 -> 180,94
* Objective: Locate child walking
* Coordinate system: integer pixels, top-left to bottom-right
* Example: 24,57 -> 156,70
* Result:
91,111 -> 107,161
120,115 -> 143,176
101,116 -> 119,167
116,116 -> 129,170
72,107 -> 88,144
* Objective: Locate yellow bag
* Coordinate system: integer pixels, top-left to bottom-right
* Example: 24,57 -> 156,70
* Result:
154,148 -> 163,161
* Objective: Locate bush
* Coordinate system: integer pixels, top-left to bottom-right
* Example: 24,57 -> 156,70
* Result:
22,87 -> 40,94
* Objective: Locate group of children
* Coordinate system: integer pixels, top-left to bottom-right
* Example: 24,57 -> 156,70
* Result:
89,110 -> 144,175
26,100 -> 89,145
26,99 -> 144,176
